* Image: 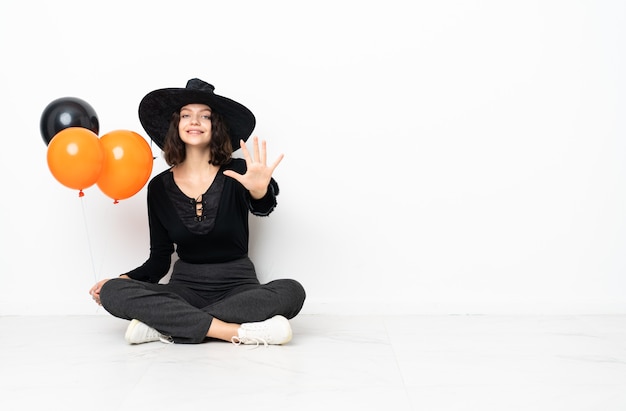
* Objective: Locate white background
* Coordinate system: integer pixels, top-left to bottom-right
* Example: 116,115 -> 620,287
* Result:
0,0 -> 624,315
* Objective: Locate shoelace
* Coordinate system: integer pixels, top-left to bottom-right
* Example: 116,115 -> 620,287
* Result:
231,336 -> 269,348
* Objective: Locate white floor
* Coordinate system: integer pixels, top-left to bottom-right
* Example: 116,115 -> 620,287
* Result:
1,314 -> 625,410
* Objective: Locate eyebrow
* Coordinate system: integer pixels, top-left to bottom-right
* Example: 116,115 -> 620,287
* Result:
180,107 -> 212,113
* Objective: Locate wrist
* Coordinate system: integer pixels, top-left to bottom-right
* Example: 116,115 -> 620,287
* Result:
249,188 -> 268,200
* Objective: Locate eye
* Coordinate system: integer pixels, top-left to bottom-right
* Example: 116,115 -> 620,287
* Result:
202,115 -> 212,120
181,113 -> 190,118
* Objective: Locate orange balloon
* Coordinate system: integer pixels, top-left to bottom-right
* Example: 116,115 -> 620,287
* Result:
46,127 -> 104,195
97,130 -> 154,203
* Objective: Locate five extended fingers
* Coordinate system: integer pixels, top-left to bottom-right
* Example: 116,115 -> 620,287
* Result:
240,136 -> 281,170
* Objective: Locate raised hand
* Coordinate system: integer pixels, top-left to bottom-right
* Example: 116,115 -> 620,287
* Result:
223,136 -> 284,199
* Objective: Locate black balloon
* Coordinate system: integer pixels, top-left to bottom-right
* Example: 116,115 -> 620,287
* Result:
40,97 -> 100,145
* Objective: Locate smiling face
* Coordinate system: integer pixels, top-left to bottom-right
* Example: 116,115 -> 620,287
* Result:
178,103 -> 212,147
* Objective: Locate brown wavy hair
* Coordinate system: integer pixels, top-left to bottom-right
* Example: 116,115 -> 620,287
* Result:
162,110 -> 233,166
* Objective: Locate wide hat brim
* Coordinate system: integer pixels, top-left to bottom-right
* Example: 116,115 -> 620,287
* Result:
138,78 -> 256,151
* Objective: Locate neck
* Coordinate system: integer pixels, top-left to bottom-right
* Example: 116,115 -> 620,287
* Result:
181,146 -> 213,169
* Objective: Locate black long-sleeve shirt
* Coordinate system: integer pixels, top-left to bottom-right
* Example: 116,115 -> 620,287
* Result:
124,158 -> 279,283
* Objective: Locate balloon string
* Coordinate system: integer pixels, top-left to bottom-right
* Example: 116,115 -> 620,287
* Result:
80,195 -> 98,283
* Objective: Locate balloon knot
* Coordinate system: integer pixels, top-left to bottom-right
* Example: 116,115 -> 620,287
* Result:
79,190 -> 85,197
113,199 -> 119,204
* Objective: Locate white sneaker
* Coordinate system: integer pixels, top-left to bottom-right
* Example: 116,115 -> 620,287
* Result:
233,315 -> 293,347
125,319 -> 173,345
